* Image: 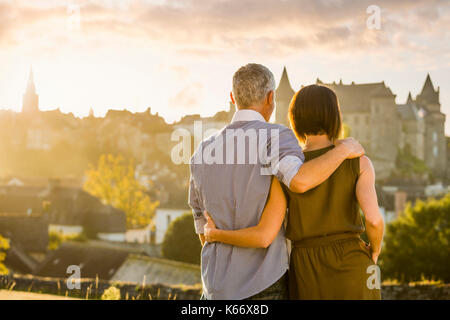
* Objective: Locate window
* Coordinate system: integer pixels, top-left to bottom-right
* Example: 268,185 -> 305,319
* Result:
433,132 -> 438,142
433,146 -> 438,157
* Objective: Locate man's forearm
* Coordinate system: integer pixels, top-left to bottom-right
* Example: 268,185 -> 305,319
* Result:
289,144 -> 350,193
212,227 -> 269,248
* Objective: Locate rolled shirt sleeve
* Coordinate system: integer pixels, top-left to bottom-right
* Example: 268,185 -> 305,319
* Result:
188,169 -> 206,234
276,155 -> 304,187
269,127 -> 305,187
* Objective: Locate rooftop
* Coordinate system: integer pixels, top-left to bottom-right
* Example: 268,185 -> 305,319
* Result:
111,254 -> 201,286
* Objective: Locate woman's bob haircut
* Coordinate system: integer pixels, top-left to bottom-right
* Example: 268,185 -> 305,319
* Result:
288,84 -> 342,143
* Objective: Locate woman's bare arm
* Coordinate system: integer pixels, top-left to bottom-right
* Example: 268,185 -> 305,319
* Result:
356,156 -> 385,263
204,178 -> 287,248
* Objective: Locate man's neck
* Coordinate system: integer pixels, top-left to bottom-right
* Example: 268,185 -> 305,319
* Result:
240,106 -> 268,122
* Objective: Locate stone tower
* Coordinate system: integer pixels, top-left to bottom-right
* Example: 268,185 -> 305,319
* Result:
22,67 -> 39,113
275,67 -> 295,127
415,74 -> 446,177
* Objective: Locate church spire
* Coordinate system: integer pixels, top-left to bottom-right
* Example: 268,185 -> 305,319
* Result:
26,67 -> 36,93
421,73 -> 435,94
406,91 -> 413,104
276,66 -> 295,99
275,67 -> 295,127
22,66 -> 39,113
280,66 -> 289,84
417,73 -> 439,105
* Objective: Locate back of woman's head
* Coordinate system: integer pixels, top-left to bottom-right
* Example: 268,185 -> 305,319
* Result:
288,84 -> 342,143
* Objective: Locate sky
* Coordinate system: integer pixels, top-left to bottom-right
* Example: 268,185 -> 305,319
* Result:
0,0 -> 449,133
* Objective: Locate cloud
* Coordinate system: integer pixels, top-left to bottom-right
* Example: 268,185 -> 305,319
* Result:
0,0 -> 448,62
169,82 -> 204,110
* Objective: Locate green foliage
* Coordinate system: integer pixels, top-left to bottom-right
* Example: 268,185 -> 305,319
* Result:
380,193 -> 450,283
48,231 -> 87,251
341,122 -> 351,139
161,213 -> 202,265
394,144 -> 429,178
101,286 -> 121,300
0,235 -> 10,275
84,154 -> 159,229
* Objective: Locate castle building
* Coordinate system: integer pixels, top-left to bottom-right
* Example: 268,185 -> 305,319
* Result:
402,74 -> 447,176
22,68 -> 39,113
321,79 -> 401,179
274,68 -> 447,180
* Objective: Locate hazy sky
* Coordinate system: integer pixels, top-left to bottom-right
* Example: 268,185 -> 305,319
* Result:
0,0 -> 449,133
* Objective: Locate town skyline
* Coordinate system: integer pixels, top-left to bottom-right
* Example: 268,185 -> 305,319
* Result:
3,65 -> 450,133
0,0 -> 449,133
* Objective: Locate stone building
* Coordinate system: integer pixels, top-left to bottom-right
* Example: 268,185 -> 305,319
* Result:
321,79 -> 400,179
413,75 -> 447,176
274,68 -> 447,180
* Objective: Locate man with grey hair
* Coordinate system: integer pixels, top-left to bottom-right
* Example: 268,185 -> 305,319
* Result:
189,63 -> 364,300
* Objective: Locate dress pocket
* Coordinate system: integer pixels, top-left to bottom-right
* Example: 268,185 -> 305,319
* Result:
358,239 -> 372,258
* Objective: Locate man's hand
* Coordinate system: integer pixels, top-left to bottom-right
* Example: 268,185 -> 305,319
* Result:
203,210 -> 217,243
371,251 -> 380,264
335,137 -> 365,159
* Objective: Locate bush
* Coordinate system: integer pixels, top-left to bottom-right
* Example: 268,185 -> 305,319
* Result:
48,231 -> 87,251
101,286 -> 121,300
161,213 -> 202,265
380,193 -> 450,282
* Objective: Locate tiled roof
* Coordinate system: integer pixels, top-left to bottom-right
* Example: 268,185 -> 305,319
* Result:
34,241 -> 145,280
4,243 -> 39,274
0,213 -> 48,252
0,185 -> 126,234
323,81 -> 395,113
111,254 -> 201,286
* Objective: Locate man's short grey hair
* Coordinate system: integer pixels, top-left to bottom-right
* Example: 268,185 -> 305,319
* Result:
232,63 -> 276,108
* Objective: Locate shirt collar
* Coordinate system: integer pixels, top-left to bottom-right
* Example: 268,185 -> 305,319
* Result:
231,109 -> 266,123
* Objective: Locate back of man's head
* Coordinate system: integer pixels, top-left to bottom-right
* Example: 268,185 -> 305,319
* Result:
232,64 -> 276,109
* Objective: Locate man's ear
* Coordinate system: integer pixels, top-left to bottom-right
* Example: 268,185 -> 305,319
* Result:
266,90 -> 274,105
230,92 -> 236,105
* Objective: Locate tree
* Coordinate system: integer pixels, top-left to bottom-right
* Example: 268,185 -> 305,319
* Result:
84,154 -> 159,229
0,235 -> 9,275
161,213 -> 202,265
380,193 -> 450,282
394,144 -> 430,178
341,123 -> 351,139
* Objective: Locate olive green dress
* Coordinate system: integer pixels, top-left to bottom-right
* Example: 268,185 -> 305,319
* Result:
283,145 -> 381,300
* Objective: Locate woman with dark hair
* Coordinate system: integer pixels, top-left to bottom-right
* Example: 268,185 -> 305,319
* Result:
203,84 -> 384,300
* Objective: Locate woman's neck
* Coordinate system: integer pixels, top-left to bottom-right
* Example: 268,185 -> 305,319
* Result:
304,135 -> 334,152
